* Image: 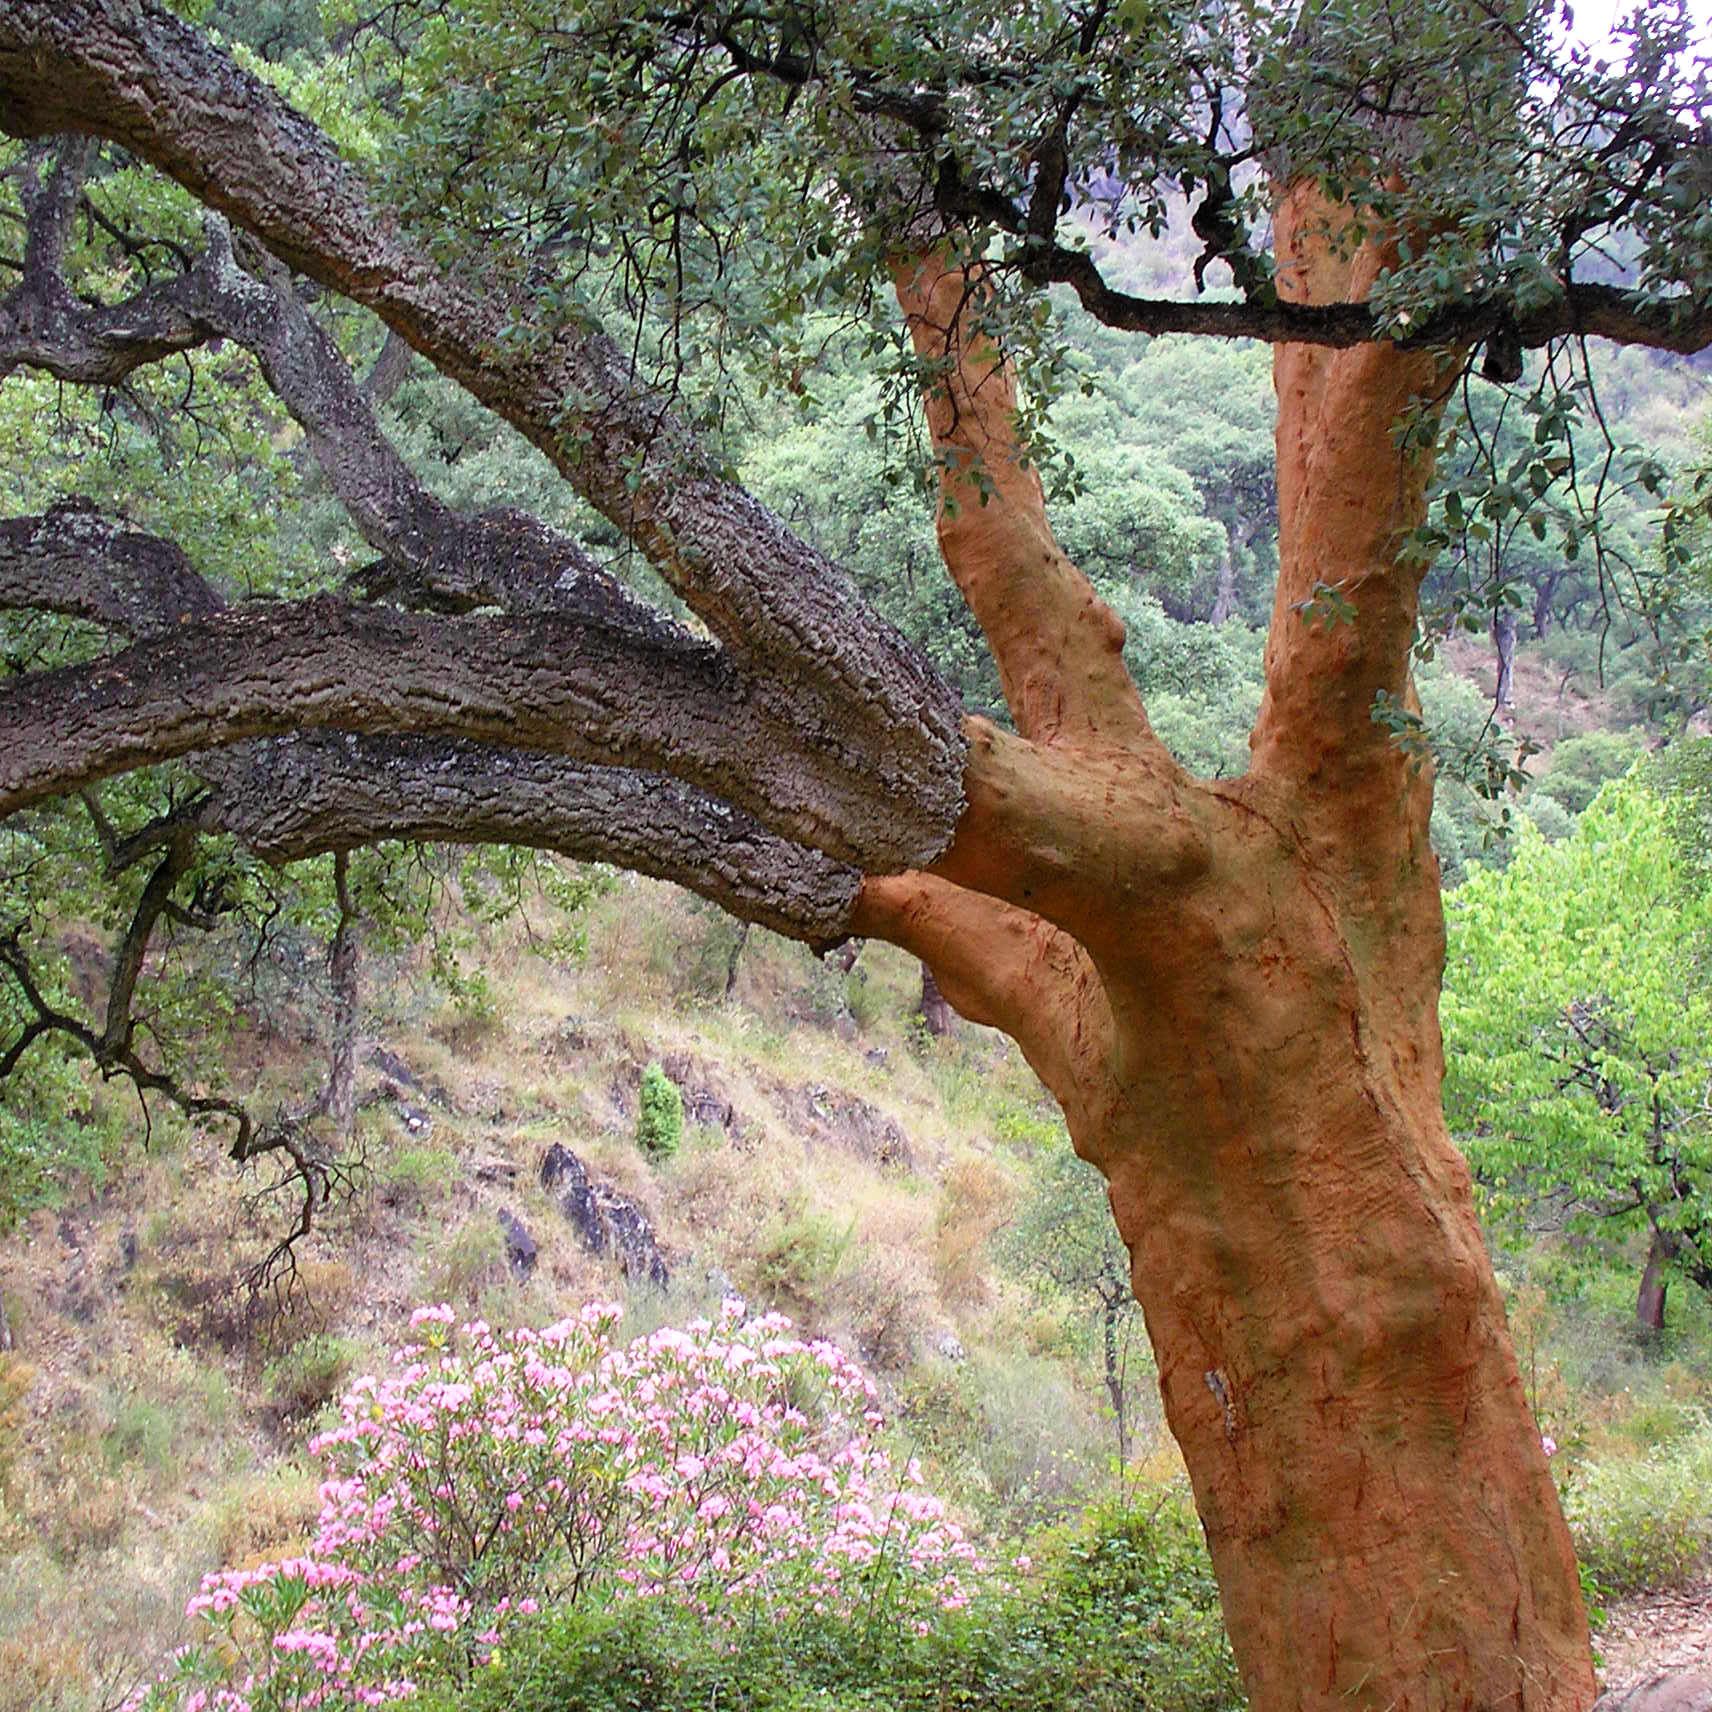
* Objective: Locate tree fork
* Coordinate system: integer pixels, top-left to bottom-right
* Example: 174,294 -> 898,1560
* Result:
871,206 -> 1598,1704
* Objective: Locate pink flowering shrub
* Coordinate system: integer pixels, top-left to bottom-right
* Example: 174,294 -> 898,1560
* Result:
136,1301 -> 979,1711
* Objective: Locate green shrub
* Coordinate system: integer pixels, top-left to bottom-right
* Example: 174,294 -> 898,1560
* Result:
749,1203 -> 852,1315
101,1398 -> 176,1474
843,969 -> 885,1033
636,1062 -> 684,1159
0,1108 -> 110,1233
1564,1420 -> 1712,1596
436,1491 -> 1241,1712
1541,731 -> 1647,816
262,1335 -> 359,1422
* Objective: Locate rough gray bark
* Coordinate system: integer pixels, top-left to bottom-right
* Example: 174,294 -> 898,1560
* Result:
0,517 -> 939,870
1494,605 -> 1518,709
0,506 -> 865,942
198,736 -> 863,945
0,0 -> 968,856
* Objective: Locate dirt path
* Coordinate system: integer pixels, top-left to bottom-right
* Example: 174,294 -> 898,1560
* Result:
1601,1580 -> 1712,1695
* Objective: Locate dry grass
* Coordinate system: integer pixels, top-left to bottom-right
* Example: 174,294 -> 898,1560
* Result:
0,869 -> 1151,1694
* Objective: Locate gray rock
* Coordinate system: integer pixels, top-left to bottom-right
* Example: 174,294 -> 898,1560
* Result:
498,1209 -> 537,1280
770,1079 -> 913,1170
539,1143 -> 669,1289
369,1045 -> 422,1092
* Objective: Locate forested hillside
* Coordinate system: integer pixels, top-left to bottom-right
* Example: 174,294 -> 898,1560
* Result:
2,0 -> 1712,1707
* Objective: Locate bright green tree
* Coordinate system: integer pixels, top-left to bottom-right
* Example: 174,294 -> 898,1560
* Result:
1443,774 -> 1712,1330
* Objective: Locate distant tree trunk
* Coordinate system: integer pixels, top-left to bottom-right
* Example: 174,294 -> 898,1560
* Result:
829,938 -> 864,975
1637,1226 -> 1672,1334
1494,604 -> 1518,709
1102,1280 -> 1130,1469
723,920 -> 750,999
1209,534 -> 1241,624
324,849 -> 358,1142
918,961 -> 954,1036
1533,572 -> 1562,639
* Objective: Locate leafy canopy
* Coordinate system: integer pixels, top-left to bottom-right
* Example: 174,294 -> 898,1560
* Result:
1443,770 -> 1712,1271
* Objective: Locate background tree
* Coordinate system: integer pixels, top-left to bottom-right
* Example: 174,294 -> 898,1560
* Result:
0,0 -> 1709,1705
999,1143 -> 1146,1469
1445,771 -> 1712,1334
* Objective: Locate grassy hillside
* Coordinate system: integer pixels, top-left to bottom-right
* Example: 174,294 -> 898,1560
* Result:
0,874 -> 1146,1707
3,851 -> 1712,1709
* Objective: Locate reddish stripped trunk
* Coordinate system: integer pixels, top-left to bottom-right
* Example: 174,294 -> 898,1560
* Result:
866,203 -> 1596,1709
1637,1228 -> 1672,1334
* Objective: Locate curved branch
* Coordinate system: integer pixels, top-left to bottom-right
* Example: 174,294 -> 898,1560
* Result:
179,225 -> 664,630
0,136 -> 224,382
892,250 -> 1152,750
0,891 -> 255,1155
0,591 -> 934,869
0,0 -> 967,846
852,869 -> 1122,1149
0,504 -> 863,943
195,734 -> 863,946
1014,245 -> 1712,357
0,499 -> 224,633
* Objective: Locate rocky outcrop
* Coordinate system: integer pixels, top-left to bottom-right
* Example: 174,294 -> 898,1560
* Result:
539,1144 -> 668,1288
367,1045 -> 458,1131
660,1052 -> 742,1135
608,1050 -> 743,1137
497,1209 -> 537,1280
766,1078 -> 913,1170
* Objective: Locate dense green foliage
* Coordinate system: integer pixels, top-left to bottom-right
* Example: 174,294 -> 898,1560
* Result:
431,1494 -> 1239,1712
1444,774 -> 1712,1304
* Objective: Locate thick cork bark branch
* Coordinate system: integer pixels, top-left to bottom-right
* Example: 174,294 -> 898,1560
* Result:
0,0 -> 967,863
927,719 -> 1214,950
892,250 -> 1153,751
1249,183 -> 1463,855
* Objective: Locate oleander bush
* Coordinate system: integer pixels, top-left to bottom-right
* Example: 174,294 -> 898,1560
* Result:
134,1302 -> 979,1711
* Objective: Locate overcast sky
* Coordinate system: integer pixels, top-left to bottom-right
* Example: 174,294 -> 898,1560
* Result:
1555,0 -> 1711,54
